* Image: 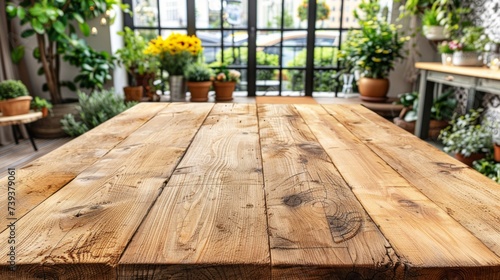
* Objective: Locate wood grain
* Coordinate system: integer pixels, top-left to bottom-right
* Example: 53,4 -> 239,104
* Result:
298,104 -> 500,278
258,104 -> 401,279
0,103 -> 213,279
118,103 -> 269,279
325,104 -> 500,258
0,103 -> 168,227
415,62 -> 500,80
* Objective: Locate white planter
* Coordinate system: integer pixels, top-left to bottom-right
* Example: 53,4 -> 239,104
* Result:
452,51 -> 482,67
441,53 -> 453,65
422,25 -> 448,41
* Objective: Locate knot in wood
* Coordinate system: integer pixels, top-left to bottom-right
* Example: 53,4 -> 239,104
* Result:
283,195 -> 303,207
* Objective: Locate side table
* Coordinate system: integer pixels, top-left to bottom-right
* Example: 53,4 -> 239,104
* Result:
0,111 -> 43,151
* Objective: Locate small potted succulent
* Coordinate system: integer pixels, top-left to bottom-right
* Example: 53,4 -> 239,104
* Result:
31,96 -> 53,117
184,63 -> 214,102
0,80 -> 32,116
213,65 -> 241,102
438,109 -> 492,166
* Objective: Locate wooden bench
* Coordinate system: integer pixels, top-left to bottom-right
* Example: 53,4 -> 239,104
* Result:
0,103 -> 499,279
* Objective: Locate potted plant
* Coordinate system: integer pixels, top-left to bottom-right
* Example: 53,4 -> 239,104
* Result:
31,97 -> 53,117
6,1 -> 124,104
438,109 -> 492,166
493,126 -> 500,162
0,80 -> 32,116
213,65 -> 241,102
185,63 -> 214,102
473,158 -> 500,183
339,0 -> 408,102
144,33 -> 203,101
422,7 -> 448,40
438,41 -> 454,65
448,27 -> 488,66
116,27 -> 158,102
394,89 -> 457,139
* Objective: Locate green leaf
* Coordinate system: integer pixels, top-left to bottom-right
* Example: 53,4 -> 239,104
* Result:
11,46 -> 25,64
17,7 -> 26,19
53,21 -> 65,34
33,47 -> 41,60
73,14 -> 84,24
82,64 -> 93,71
37,14 -> 49,24
21,29 -> 36,38
28,5 -> 44,16
31,19 -> 45,34
79,22 -> 90,37
6,5 -> 17,18
42,83 -> 49,92
37,67 -> 44,75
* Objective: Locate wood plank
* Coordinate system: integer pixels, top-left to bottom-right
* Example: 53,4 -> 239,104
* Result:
324,104 -> 500,258
415,62 -> 500,80
118,103 -> 269,279
0,103 -> 168,228
0,103 -> 213,279
257,104 -> 401,279
296,104 -> 500,278
167,103 -> 263,186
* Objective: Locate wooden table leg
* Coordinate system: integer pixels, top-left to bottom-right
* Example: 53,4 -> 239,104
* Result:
24,124 -> 38,151
415,70 -> 434,139
11,125 -> 19,144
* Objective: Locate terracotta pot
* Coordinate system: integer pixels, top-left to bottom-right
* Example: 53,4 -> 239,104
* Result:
213,81 -> 235,101
41,107 -> 49,118
123,86 -> 143,102
187,81 -> 212,102
393,117 -> 415,133
0,96 -> 32,116
428,120 -> 449,140
135,72 -> 155,97
494,143 -> 500,162
357,77 -> 389,102
454,152 -> 486,167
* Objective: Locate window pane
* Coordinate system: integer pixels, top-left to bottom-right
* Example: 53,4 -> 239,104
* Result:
319,0 -> 360,29
133,0 -> 158,27
159,0 -> 187,28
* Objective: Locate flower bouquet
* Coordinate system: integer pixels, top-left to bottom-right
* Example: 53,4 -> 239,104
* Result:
144,33 -> 203,100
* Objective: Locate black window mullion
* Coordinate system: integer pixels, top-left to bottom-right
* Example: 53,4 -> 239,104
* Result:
247,0 -> 257,96
305,0 -> 316,96
187,0 -> 196,35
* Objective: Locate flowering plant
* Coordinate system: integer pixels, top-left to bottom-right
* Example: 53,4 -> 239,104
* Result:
338,0 -> 408,79
447,40 -> 476,52
144,33 -> 202,75
214,67 -> 241,83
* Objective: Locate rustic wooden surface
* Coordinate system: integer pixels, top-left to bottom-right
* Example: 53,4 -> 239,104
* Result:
0,103 -> 499,279
0,111 -> 42,126
415,62 -> 500,80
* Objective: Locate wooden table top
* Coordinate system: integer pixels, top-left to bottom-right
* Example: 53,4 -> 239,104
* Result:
0,111 -> 42,126
415,62 -> 500,80
1,103 -> 499,279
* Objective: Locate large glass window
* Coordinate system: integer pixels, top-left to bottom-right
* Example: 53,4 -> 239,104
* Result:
123,0 -> 359,96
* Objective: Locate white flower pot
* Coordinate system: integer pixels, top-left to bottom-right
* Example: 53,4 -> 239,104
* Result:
452,51 -> 482,67
423,25 -> 448,41
441,53 -> 453,65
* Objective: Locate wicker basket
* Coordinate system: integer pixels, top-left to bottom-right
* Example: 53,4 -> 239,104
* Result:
0,96 -> 32,116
